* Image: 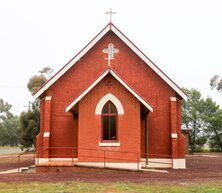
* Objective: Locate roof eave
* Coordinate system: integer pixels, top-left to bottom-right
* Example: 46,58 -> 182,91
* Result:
33,23 -> 111,100
33,22 -> 187,101
110,24 -> 187,101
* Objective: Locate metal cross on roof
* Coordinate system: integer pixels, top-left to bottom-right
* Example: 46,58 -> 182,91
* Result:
103,43 -> 119,66
105,8 -> 116,23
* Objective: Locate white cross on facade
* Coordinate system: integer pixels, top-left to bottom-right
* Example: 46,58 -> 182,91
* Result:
103,43 -> 119,66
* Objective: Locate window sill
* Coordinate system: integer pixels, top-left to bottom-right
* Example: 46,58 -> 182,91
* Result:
98,142 -> 120,147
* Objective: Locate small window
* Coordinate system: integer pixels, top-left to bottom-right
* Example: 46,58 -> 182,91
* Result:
102,101 -> 117,141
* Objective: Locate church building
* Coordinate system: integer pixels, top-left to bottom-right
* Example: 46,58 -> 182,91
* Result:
34,22 -> 187,170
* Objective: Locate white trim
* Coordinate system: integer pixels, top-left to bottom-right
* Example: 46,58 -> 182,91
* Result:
66,69 -> 153,112
95,93 -> 124,115
35,158 -> 78,165
110,70 -> 153,112
170,97 -> 177,102
43,132 -> 50,137
172,159 -> 186,169
49,158 -> 78,161
111,25 -> 187,101
75,162 -> 141,170
141,168 -> 169,173
66,69 -> 109,112
142,158 -> 186,169
141,158 -> 173,168
35,158 -> 49,164
45,96 -> 52,101
33,23 -> 187,101
171,133 -> 178,138
35,158 -> 185,169
98,142 -> 120,147
33,25 -> 110,100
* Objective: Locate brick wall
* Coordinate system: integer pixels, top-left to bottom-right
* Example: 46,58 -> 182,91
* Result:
78,75 -> 141,162
36,30 -> 185,160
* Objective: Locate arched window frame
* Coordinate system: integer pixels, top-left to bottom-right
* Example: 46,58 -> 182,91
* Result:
95,93 -> 124,115
101,101 -> 118,142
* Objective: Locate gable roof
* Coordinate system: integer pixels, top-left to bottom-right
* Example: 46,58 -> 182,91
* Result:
66,68 -> 153,112
33,23 -> 187,100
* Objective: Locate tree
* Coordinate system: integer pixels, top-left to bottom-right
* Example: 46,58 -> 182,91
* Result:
38,66 -> 53,79
0,116 -> 20,146
19,66 -> 53,149
27,75 -> 47,95
27,66 -> 53,95
19,103 -> 40,149
0,99 -> 20,146
202,98 -> 222,151
0,99 -> 13,121
182,88 -> 207,152
210,75 -> 222,92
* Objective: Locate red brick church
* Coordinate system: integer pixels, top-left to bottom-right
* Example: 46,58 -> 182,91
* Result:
34,22 -> 187,170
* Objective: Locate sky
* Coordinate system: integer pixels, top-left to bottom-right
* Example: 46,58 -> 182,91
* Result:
0,0 -> 221,115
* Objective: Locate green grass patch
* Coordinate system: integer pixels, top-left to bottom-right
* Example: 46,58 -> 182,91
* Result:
0,182 -> 221,193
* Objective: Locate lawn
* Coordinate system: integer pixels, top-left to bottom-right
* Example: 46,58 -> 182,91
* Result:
0,182 -> 221,193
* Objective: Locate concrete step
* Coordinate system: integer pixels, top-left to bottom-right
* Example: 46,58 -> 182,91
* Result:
36,161 -> 76,167
141,167 -> 169,173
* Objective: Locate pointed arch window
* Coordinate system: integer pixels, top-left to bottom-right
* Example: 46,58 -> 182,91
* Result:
102,101 -> 117,141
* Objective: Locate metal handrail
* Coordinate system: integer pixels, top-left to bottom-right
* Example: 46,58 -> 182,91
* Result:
141,152 -> 172,158
17,148 -> 46,173
17,151 -> 35,173
32,146 -> 173,171
35,147 -> 140,170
